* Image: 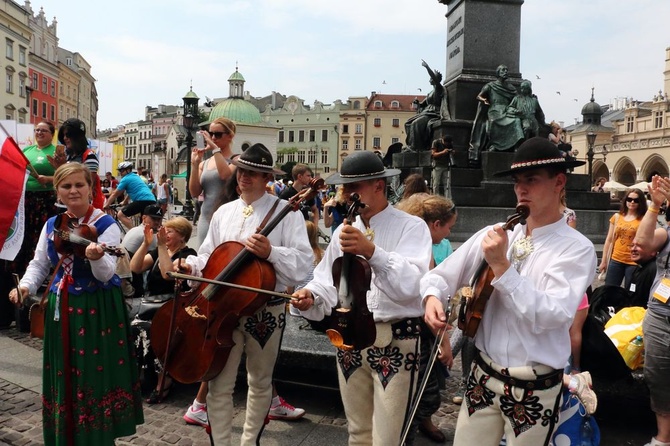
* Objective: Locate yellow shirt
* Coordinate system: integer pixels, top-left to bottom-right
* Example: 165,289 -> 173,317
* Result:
610,214 -> 640,265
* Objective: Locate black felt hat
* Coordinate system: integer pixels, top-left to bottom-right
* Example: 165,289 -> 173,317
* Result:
493,137 -> 585,177
326,151 -> 401,185
231,143 -> 284,175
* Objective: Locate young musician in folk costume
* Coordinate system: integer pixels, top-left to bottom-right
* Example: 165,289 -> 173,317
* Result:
421,137 -> 596,446
178,143 -> 313,445
292,151 -> 432,445
9,163 -> 144,445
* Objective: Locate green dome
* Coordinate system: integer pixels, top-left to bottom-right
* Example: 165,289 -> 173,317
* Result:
228,70 -> 245,82
209,98 -> 262,124
581,98 -> 603,116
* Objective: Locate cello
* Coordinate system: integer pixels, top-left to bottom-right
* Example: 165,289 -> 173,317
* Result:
151,178 -> 324,384
458,204 -> 529,338
325,193 -> 376,351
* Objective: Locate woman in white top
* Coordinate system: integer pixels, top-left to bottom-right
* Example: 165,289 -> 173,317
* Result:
156,173 -> 169,214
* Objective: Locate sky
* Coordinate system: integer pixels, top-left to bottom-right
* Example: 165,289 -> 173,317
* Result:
28,0 -> 670,130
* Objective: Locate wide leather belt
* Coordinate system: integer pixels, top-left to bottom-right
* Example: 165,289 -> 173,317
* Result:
475,353 -> 562,391
390,317 -> 422,338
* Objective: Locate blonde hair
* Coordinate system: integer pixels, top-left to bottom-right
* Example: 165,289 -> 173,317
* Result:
211,117 -> 236,136
397,193 -> 457,224
163,216 -> 193,242
305,221 -> 324,264
53,162 -> 92,189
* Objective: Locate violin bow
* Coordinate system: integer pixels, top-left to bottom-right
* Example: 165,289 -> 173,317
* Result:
399,301 -> 453,446
167,271 -> 294,301
12,273 -> 25,306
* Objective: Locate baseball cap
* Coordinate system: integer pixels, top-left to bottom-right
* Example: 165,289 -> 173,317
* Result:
142,204 -> 164,219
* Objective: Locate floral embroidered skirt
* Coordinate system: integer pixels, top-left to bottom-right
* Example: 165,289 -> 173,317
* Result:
42,286 -> 144,445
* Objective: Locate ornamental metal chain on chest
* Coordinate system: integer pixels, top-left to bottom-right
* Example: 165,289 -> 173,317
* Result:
511,235 -> 534,269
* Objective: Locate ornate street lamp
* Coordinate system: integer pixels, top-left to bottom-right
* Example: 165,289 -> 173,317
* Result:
586,131 -> 597,188
182,87 -> 199,219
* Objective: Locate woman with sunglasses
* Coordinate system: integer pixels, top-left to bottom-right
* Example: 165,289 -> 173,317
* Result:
189,117 -> 236,245
599,188 -> 648,289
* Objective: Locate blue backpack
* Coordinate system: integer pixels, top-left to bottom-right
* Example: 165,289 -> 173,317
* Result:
552,388 -> 600,446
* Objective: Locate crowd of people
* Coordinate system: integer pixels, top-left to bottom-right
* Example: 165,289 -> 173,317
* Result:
3,120 -> 670,446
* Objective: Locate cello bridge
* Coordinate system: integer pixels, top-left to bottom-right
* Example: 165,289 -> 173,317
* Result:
185,306 -> 207,320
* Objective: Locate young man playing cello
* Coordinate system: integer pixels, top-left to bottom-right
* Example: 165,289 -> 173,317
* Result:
421,137 -> 596,446
178,143 -> 313,445
292,151 -> 433,445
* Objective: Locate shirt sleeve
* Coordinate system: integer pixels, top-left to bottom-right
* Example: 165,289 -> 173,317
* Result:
366,218 -> 432,305
89,221 -> 121,282
19,223 -> 52,294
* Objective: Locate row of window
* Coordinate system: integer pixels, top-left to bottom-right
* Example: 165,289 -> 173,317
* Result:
626,111 -> 665,133
30,73 -> 57,96
278,129 -> 329,143
340,137 -> 400,151
31,99 -> 56,121
342,119 -> 400,133
5,39 -> 27,66
276,150 -> 330,168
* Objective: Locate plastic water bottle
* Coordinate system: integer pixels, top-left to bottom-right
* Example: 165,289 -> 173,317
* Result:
580,416 -> 593,445
622,335 -> 644,370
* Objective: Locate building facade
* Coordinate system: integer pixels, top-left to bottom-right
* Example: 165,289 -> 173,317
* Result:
0,0 -> 31,122
262,95 -> 341,179
26,4 -> 57,126
365,92 -> 421,153
338,96 -> 368,170
568,46 -> 670,187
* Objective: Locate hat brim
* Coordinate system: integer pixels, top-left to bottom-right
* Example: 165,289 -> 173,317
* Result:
493,159 -> 585,177
232,158 -> 285,176
326,168 -> 401,185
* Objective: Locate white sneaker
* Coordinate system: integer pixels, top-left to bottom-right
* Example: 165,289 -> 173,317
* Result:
183,404 -> 208,427
571,371 -> 597,415
268,396 -> 306,421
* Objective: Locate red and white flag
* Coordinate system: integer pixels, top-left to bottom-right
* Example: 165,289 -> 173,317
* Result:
0,123 -> 30,260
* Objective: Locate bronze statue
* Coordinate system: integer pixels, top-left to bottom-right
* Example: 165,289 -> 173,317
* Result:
404,60 -> 450,152
507,80 -> 546,140
468,65 -> 524,164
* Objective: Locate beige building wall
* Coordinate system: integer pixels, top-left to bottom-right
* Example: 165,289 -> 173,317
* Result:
365,93 -> 420,152
57,62 -> 78,124
0,1 -> 31,122
338,96 -> 368,171
568,47 -> 670,188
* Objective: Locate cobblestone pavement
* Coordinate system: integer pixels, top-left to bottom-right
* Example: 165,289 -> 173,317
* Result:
0,324 -> 455,446
0,264 -> 658,446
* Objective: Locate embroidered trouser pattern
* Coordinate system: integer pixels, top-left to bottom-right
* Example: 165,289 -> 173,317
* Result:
207,301 -> 285,446
336,335 -> 420,446
453,354 -> 562,446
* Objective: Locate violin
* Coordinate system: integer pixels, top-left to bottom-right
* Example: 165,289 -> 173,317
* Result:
53,213 -> 124,258
325,193 -> 376,351
151,178 -> 325,384
458,204 -> 530,338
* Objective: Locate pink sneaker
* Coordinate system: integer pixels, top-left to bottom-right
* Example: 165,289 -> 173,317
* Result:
268,396 -> 306,421
183,404 -> 208,427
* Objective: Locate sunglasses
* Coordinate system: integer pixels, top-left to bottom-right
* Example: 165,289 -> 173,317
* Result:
626,197 -> 640,203
209,131 -> 230,138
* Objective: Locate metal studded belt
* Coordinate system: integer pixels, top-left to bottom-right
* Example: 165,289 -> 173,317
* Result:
390,317 -> 422,339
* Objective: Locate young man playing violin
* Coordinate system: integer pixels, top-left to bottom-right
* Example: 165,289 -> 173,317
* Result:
178,143 -> 313,446
421,137 -> 596,446
292,150 -> 432,445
